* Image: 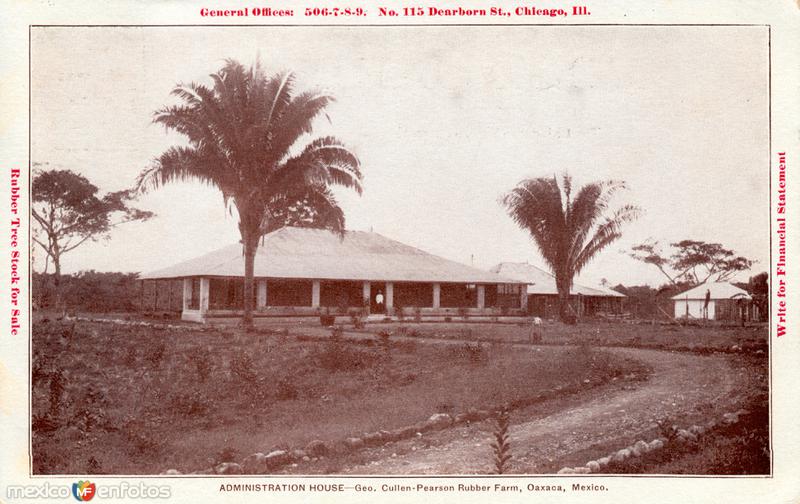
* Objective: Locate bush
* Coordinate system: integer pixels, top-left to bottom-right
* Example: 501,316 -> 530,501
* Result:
214,446 -> 238,465
229,353 -> 257,384
378,329 -> 392,348
171,390 -> 211,416
144,342 -> 166,368
275,378 -> 299,400
349,309 -> 365,329
188,347 -> 213,382
123,418 -> 166,457
317,335 -> 380,372
122,346 -> 138,367
450,343 -> 488,364
491,408 -> 512,474
48,368 -> 65,416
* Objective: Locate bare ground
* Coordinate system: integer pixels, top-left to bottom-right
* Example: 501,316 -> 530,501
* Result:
282,347 -> 749,474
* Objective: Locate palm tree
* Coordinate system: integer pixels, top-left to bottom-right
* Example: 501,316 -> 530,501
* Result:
137,59 -> 362,329
502,174 -> 640,323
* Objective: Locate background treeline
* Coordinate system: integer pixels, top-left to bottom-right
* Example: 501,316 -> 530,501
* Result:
33,271 -> 183,314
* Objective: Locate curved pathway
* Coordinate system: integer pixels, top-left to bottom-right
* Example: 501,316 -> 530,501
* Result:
327,347 -> 745,474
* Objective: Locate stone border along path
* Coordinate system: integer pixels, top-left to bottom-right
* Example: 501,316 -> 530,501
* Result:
557,408 -> 752,474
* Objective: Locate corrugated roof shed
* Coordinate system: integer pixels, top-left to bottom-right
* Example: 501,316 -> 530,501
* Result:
671,282 -> 752,300
141,227 -> 523,285
489,262 -> 625,297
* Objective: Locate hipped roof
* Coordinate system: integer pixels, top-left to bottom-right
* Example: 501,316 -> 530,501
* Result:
489,262 -> 626,298
671,282 -> 752,300
140,227 -> 523,285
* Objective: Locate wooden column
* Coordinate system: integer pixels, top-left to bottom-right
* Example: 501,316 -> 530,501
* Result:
311,280 -> 321,308
386,282 -> 394,311
257,280 -> 267,309
362,282 -> 371,313
200,278 -> 210,315
182,278 -> 191,312
167,281 -> 172,312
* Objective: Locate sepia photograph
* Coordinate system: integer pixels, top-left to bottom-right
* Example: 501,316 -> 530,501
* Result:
27,22 -> 771,481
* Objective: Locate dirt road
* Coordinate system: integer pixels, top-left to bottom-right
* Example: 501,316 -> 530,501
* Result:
314,347 -> 746,474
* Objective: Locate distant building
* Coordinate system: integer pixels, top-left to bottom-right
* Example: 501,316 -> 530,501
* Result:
671,282 -> 753,321
489,262 -> 625,318
141,227 -> 527,322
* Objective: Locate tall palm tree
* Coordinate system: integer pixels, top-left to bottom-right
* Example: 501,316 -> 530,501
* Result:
137,59 -> 362,329
502,174 -> 640,323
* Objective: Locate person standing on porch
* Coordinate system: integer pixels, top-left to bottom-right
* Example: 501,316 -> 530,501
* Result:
375,290 -> 384,313
703,289 -> 711,319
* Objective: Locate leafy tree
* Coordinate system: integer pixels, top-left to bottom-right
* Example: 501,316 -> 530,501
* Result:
502,174 -> 640,323
138,59 -> 362,329
629,239 -> 753,286
31,169 -> 153,308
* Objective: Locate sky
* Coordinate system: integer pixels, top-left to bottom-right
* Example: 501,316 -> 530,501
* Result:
30,25 -> 770,287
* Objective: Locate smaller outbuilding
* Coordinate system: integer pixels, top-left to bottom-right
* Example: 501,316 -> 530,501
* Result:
671,282 -> 752,321
490,262 -> 626,318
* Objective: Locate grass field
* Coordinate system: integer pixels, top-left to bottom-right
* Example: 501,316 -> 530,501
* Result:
341,319 -> 768,353
31,317 -> 644,475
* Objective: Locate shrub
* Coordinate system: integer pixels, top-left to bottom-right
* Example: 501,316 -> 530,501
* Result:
170,390 -> 211,416
450,343 -> 488,364
349,309 -> 365,329
276,378 -> 299,400
144,342 -> 166,368
48,368 -> 65,416
214,446 -> 238,465
72,385 -> 109,432
229,353 -> 257,384
122,346 -> 138,367
124,418 -> 166,457
317,336 -> 380,372
378,329 -> 392,348
86,456 -> 103,474
491,408 -> 512,474
188,347 -> 213,382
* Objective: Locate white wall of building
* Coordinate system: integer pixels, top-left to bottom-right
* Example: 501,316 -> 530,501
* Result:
674,299 -> 715,319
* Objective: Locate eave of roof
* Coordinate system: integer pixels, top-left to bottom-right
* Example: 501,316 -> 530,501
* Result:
489,262 -> 626,297
671,281 -> 752,300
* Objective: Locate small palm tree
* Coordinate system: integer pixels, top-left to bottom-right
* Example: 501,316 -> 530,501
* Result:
138,59 -> 362,329
502,174 -> 640,323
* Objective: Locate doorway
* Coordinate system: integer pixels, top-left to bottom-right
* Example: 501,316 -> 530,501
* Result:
370,282 -> 387,314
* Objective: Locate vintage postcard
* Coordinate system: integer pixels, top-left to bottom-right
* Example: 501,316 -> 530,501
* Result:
1,0 -> 798,503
